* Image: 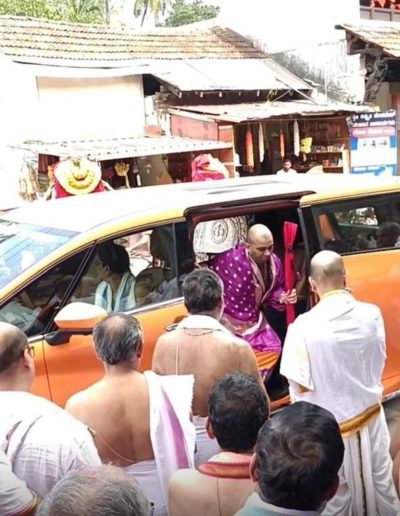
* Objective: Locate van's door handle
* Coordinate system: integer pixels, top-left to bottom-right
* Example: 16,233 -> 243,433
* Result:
164,323 -> 178,332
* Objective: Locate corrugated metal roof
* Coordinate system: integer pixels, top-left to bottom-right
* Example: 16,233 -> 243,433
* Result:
0,17 -> 267,66
152,58 -> 311,92
12,135 -> 232,161
171,100 -> 373,122
337,20 -> 400,58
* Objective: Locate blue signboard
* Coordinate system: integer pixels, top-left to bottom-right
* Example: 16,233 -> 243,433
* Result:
348,110 -> 397,176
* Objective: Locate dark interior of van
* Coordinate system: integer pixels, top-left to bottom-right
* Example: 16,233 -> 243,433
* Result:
189,201 -> 311,401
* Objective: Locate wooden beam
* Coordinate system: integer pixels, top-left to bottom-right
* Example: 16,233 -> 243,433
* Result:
347,34 -> 368,55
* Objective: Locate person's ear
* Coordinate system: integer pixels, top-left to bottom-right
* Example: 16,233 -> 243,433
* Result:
22,348 -> 34,373
250,454 -> 258,482
137,339 -> 144,359
308,276 -> 315,292
205,417 -> 215,440
324,474 -> 340,502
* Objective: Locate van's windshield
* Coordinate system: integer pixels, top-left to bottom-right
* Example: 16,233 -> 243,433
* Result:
0,219 -> 77,289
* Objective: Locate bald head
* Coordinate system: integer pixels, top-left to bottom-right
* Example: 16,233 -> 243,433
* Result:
0,322 -> 28,374
310,251 -> 346,292
247,224 -> 273,244
246,224 -> 274,266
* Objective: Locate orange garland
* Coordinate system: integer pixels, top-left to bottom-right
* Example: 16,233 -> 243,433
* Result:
245,128 -> 254,172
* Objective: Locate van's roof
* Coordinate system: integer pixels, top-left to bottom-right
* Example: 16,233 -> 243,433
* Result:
3,174 -> 400,233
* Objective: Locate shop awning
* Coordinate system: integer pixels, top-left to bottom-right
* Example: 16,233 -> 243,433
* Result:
12,135 -> 232,161
152,58 -> 312,93
169,100 -> 374,123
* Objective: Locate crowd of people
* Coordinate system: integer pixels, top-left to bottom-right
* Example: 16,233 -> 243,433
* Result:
2,221 -> 400,515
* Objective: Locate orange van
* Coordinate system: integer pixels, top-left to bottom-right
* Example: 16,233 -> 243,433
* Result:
0,174 -> 399,408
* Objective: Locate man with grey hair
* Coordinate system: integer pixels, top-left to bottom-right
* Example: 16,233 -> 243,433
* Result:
281,250 -> 400,515
152,269 -> 264,467
37,465 -> 150,516
66,313 -> 195,516
0,322 -> 101,499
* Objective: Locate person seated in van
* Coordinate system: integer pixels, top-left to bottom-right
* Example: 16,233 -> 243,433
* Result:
377,222 -> 400,249
169,372 -> 269,516
323,239 -> 349,254
94,242 -> 135,312
351,233 -> 375,252
208,224 -> 297,379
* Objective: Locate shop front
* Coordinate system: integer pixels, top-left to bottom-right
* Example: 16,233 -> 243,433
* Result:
13,134 -> 233,200
170,100 -> 372,177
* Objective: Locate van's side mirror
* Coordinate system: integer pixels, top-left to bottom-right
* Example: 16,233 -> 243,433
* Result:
45,303 -> 108,345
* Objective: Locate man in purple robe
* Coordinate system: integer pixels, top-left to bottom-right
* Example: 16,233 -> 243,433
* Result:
209,224 -> 296,378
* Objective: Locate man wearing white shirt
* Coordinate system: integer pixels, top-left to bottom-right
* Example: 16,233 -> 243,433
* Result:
0,449 -> 37,516
0,323 -> 101,499
276,158 -> 297,176
280,250 -> 400,516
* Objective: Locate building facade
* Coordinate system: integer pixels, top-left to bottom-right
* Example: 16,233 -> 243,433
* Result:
217,0 -> 364,103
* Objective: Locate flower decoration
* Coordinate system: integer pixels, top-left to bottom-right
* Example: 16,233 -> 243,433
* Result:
54,157 -> 102,195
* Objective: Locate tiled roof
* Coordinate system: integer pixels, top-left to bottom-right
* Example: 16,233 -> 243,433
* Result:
337,20 -> 400,58
0,16 -> 268,65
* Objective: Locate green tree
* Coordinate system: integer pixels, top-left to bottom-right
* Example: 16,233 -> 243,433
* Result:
134,0 -> 169,26
0,0 -> 105,23
0,0 -> 59,18
164,0 -> 219,27
57,0 -> 104,23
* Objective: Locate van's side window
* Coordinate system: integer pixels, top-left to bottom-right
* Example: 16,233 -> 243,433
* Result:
0,251 -> 88,337
313,198 -> 400,254
70,222 -> 193,313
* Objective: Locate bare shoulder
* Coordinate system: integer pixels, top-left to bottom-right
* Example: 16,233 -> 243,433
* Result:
217,331 -> 249,348
228,334 -> 254,354
169,469 -> 210,509
169,468 -> 202,490
65,386 -> 96,416
155,331 -> 175,349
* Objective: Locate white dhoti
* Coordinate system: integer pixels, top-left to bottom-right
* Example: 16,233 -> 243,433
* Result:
324,408 -> 400,516
193,415 -> 220,468
125,459 -> 166,516
143,372 -> 195,513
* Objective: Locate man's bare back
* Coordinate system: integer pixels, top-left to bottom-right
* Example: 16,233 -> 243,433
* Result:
169,469 -> 254,516
66,370 -> 153,465
152,327 -> 262,416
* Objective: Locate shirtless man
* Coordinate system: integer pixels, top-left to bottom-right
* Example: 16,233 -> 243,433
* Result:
66,313 -> 195,516
169,372 -> 269,516
152,269 -> 265,467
